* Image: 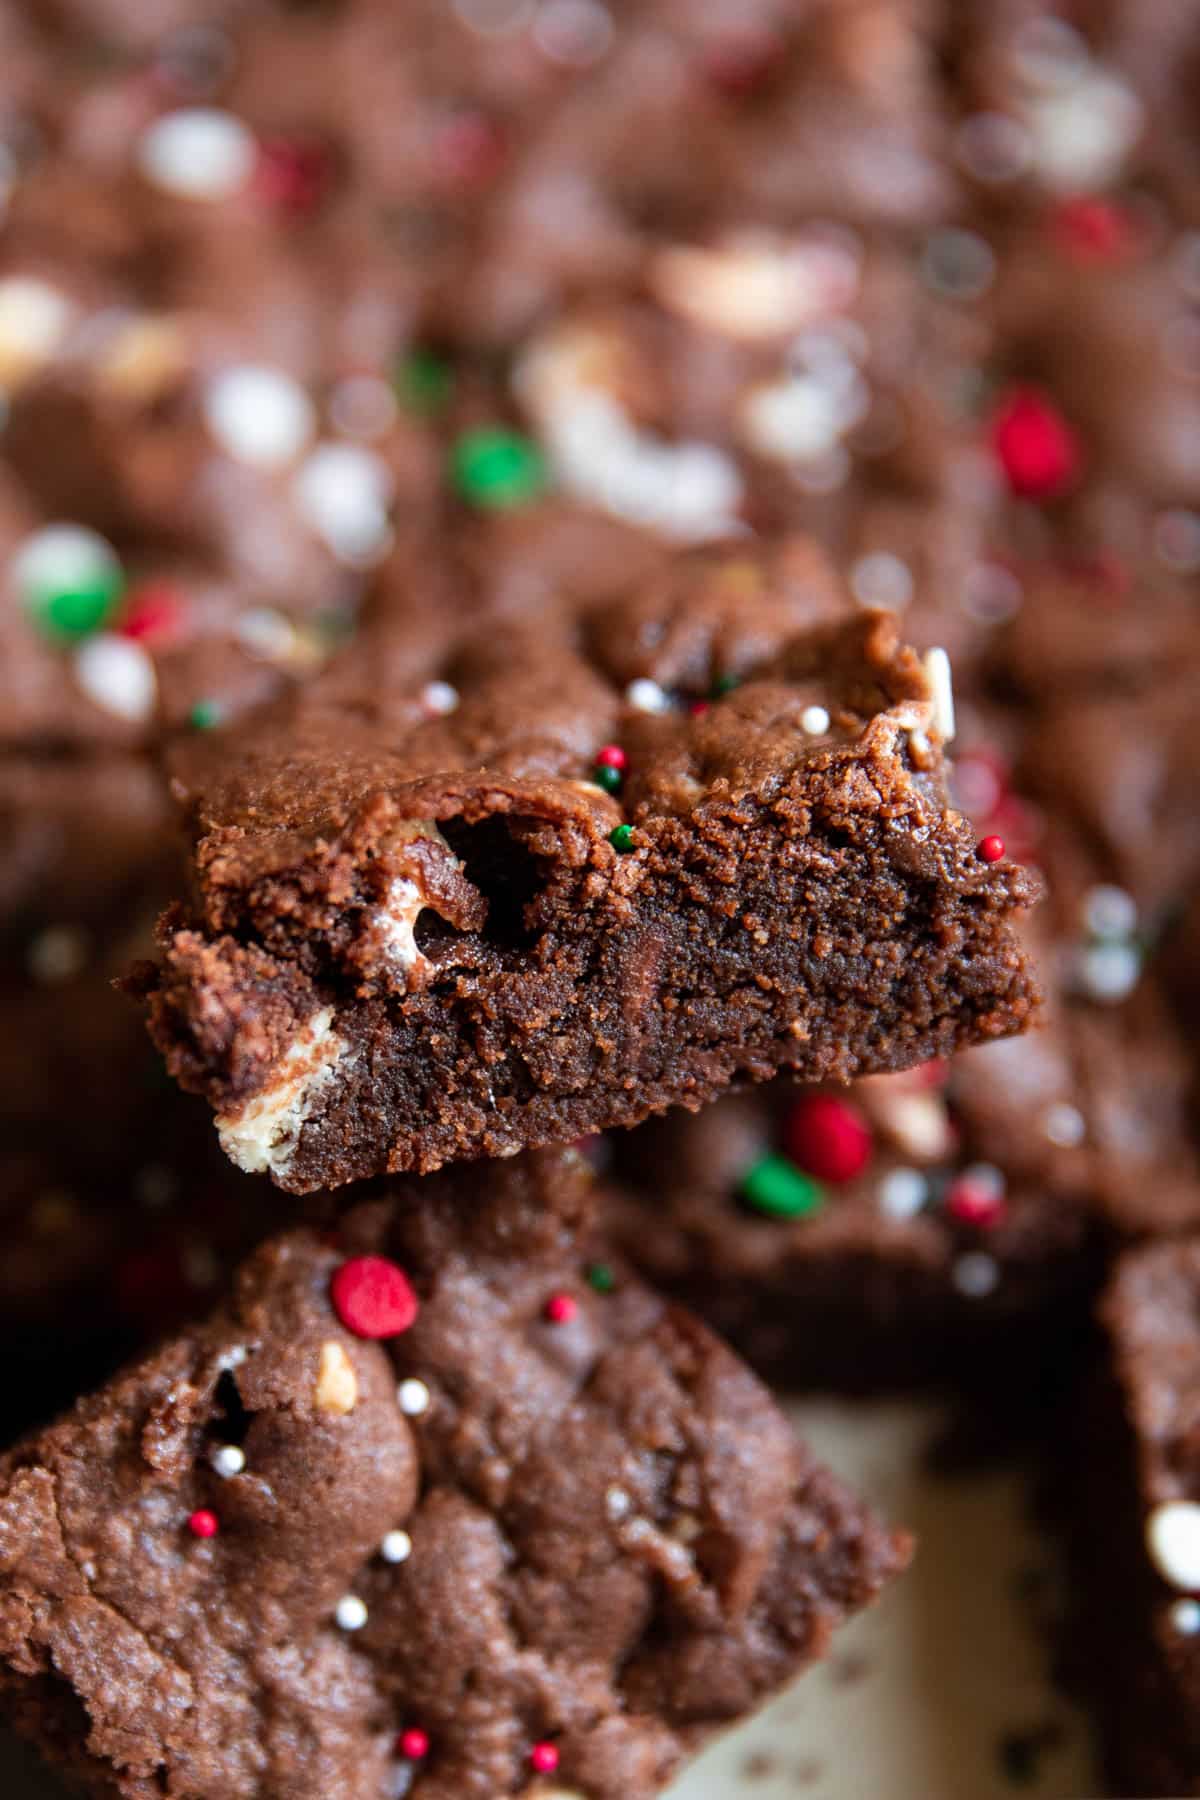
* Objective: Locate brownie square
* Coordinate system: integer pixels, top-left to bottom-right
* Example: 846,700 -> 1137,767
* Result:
0,1150 -> 908,1800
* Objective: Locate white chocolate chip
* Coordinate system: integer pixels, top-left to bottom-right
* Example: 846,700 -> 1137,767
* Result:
292,442 -> 393,564
334,1593 -> 368,1631
649,233 -> 859,342
216,1008 -> 354,1176
314,1340 -> 359,1415
138,108 -> 256,200
397,1378 -> 430,1417
1146,1501 -> 1200,1591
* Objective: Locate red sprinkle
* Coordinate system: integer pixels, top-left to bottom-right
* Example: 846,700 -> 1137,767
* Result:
398,1728 -> 430,1761
1050,196 -> 1138,263
435,110 -> 507,188
782,1094 -> 872,1185
544,1293 -> 578,1324
701,28 -> 786,97
188,1509 -> 219,1539
594,744 -> 627,771
119,582 -> 184,645
977,835 -> 1005,863
330,1255 -> 419,1339
688,699 -> 711,717
530,1743 -> 560,1775
944,1175 -> 1006,1228
254,136 -> 334,214
990,388 -> 1081,501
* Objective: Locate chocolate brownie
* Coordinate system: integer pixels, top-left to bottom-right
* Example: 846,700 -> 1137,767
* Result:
135,543 -> 1041,1192
0,1149 -> 910,1800
1063,1238 -> 1200,1796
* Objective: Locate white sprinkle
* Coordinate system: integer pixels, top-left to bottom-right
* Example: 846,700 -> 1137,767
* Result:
800,705 -> 830,737
1153,509 -> 1200,574
234,606 -> 295,663
380,1529 -> 413,1564
1171,1597 -> 1200,1634
1077,941 -> 1141,1003
204,365 -> 315,469
877,1168 -> 927,1221
420,679 -> 459,716
0,277 -> 73,381
397,1378 -> 430,1417
217,1345 -> 249,1371
961,1161 -> 1006,1201
11,524 -> 120,605
920,229 -> 996,300
1083,884 -> 1138,941
328,373 -> 398,442
952,1253 -> 1000,1299
335,1593 -> 369,1631
961,561 -> 1023,624
73,634 -> 157,723
625,677 -> 670,714
851,551 -> 913,612
605,1485 -> 633,1521
1146,1501 -> 1200,1591
955,113 -> 1032,185
292,442 -> 393,563
27,925 -> 89,985
1025,70 -> 1141,191
211,1444 -> 245,1478
137,108 -> 256,200
923,647 -> 955,742
1043,1102 -> 1086,1148
534,0 -> 613,65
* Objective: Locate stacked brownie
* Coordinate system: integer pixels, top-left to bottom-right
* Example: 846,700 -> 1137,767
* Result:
2,1 -> 1200,1794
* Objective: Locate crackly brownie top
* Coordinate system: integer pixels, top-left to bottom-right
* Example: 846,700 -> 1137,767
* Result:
0,1150 -> 908,1800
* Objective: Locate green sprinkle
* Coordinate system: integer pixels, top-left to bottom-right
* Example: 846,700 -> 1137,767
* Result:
592,764 -> 622,794
740,1155 -> 823,1220
586,1262 -> 616,1294
608,824 -> 635,854
187,699 -> 225,731
395,347 -> 454,415
710,672 -> 740,697
31,578 -> 123,642
450,427 -> 546,509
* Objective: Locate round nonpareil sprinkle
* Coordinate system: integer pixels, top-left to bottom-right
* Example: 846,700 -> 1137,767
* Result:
877,1168 -> 928,1221
12,524 -> 124,642
1170,1598 -> 1200,1635
187,1508 -> 219,1539
211,1444 -> 245,1478
782,1094 -> 872,1185
420,679 -> 459,716
331,1255 -> 420,1339
990,388 -> 1080,500
530,1743 -> 561,1775
1077,941 -> 1140,1003
1146,1501 -> 1200,1591
380,1529 -> 413,1564
394,347 -> 454,415
944,1165 -> 1007,1228
594,744 -> 626,771
608,824 -> 635,854
188,699 -> 226,731
138,108 -> 256,200
396,1378 -> 430,1416
800,705 -> 830,736
951,1252 -> 1000,1298
625,677 -> 669,714
451,427 -> 546,509
977,835 -> 1005,863
335,1594 -> 368,1631
544,1292 -> 578,1324
1043,1103 -> 1086,1148
586,1262 -> 616,1294
74,634 -> 157,723
592,762 -> 622,793
204,365 -> 315,468
27,926 -> 89,985
1083,884 -> 1137,940
398,1728 -> 430,1760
